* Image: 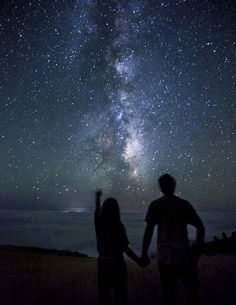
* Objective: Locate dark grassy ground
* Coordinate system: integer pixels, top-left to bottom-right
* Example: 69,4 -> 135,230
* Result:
0,246 -> 235,305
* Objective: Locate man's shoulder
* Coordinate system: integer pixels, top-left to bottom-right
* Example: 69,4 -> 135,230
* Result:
150,195 -> 191,207
145,198 -> 163,223
148,195 -> 193,210
149,197 -> 164,207
173,195 -> 190,204
172,195 -> 193,207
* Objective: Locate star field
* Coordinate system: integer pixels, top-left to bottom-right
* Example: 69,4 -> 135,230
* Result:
0,0 -> 235,210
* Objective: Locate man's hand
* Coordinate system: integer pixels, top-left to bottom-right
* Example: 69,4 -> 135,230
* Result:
190,242 -> 204,267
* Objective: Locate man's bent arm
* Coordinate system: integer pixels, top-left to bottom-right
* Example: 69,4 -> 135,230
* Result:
142,222 -> 155,257
196,220 -> 205,247
188,204 -> 205,247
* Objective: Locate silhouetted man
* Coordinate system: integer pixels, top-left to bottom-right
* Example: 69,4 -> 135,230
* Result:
141,174 -> 205,305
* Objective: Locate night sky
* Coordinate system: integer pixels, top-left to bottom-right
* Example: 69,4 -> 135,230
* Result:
0,0 -> 235,211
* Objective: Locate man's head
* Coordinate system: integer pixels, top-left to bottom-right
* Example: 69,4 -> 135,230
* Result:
158,174 -> 176,195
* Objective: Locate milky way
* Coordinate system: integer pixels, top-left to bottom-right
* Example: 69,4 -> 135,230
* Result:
0,0 -> 235,210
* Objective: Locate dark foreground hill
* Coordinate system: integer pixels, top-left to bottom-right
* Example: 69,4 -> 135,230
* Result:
0,245 -> 235,305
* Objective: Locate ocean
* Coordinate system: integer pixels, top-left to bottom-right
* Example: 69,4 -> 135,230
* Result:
0,209 -> 235,257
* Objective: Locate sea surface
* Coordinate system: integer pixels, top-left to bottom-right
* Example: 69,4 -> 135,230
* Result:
0,209 -> 235,257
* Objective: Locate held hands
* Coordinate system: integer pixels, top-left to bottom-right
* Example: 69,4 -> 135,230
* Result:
138,254 -> 150,268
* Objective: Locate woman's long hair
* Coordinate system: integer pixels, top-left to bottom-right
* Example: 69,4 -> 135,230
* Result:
101,197 -> 120,223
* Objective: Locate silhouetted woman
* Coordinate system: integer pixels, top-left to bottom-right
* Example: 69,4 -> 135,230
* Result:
95,190 -> 141,305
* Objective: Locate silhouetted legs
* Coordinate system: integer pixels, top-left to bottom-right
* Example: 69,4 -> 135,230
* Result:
97,272 -> 110,305
180,264 -> 200,305
97,257 -> 127,305
159,264 -> 178,305
159,263 -> 200,305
